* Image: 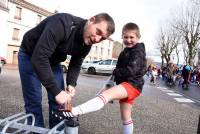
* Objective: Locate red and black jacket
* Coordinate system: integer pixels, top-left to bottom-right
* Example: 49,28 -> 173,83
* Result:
113,43 -> 147,92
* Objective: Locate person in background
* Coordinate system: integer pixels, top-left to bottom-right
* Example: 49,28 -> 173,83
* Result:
18,12 -> 115,128
181,64 -> 192,89
61,22 -> 146,134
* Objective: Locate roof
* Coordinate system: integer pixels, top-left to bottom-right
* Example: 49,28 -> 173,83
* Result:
9,0 -> 54,16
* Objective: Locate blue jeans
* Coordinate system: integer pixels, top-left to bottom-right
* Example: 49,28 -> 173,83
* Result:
18,50 -> 64,128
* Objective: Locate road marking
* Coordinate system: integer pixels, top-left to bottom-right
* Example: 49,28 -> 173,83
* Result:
174,98 -> 195,103
160,89 -> 175,93
166,93 -> 183,97
156,86 -> 168,89
181,104 -> 191,108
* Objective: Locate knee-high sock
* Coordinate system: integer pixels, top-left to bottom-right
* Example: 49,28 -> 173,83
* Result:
72,94 -> 107,116
122,119 -> 134,134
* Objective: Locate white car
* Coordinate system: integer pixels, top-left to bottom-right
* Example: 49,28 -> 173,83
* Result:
81,59 -> 117,75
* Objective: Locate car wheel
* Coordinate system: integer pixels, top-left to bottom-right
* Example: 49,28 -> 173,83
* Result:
61,65 -> 67,73
1,60 -> 6,65
88,67 -> 96,75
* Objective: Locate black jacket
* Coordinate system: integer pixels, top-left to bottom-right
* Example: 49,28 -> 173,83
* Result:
20,13 -> 91,96
113,43 -> 147,92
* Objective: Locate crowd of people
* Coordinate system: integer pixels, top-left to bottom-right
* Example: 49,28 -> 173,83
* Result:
147,63 -> 200,88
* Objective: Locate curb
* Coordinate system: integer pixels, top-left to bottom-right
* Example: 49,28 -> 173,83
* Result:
80,73 -> 110,78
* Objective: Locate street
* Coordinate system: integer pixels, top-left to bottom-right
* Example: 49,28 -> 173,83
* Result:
0,67 -> 199,134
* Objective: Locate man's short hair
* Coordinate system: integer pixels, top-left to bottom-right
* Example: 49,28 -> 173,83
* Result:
94,13 -> 115,35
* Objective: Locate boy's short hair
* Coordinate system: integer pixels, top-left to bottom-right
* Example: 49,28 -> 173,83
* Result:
122,23 -> 141,38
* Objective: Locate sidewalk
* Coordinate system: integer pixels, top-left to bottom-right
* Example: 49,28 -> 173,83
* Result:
3,64 -> 18,70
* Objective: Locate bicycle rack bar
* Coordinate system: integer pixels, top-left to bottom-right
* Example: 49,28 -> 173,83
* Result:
0,112 -> 25,125
0,113 -> 79,134
2,114 -> 35,133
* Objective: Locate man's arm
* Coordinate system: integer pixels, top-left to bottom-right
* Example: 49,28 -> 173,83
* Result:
31,18 -> 65,96
66,46 -> 91,87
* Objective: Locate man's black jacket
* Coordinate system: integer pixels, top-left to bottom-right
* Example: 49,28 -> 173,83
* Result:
20,13 -> 91,96
113,43 -> 147,92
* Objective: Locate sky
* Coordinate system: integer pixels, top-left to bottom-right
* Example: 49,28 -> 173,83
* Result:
27,0 -> 187,62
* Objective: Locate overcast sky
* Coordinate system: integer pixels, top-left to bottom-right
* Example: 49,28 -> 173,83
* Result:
27,0 -> 187,59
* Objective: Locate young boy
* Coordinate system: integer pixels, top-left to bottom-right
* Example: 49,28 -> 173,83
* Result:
60,23 -> 146,134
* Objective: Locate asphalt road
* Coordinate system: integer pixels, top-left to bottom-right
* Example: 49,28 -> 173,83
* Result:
0,68 -> 199,134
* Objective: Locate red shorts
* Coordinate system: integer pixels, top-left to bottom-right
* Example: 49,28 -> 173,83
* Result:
119,82 -> 141,104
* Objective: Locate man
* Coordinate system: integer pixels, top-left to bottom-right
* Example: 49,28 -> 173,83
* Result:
18,12 -> 115,128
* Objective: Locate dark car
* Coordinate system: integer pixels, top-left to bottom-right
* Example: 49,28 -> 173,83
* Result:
0,56 -> 6,65
0,62 -> 2,74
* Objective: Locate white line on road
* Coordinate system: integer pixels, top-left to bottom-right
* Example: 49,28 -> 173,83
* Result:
156,87 -> 168,89
174,98 -> 195,103
166,93 -> 183,97
160,89 -> 175,93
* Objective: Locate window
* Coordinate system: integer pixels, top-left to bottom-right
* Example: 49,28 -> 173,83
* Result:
108,49 -> 110,56
36,14 -> 42,24
101,60 -> 112,65
14,7 -> 22,20
12,28 -> 20,41
101,48 -> 103,55
112,60 -> 117,65
95,46 -> 98,53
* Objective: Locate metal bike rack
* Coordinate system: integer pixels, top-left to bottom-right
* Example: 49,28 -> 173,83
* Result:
0,112 -> 79,134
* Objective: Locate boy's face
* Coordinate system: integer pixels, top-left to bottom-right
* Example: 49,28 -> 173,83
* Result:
122,30 -> 139,48
83,17 -> 109,45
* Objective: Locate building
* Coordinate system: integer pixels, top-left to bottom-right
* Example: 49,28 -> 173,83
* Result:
85,40 -> 114,61
0,0 -> 9,61
0,0 -> 118,64
5,0 -> 53,64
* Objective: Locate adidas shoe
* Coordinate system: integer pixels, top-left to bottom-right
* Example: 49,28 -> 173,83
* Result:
52,110 -> 74,121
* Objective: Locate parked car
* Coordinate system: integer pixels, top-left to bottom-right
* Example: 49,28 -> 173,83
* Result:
0,56 -> 6,65
60,55 -> 71,73
81,59 -> 117,75
0,62 -> 2,74
81,60 -> 102,67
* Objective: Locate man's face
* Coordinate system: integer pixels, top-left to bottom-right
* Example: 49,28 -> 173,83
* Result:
122,30 -> 139,48
83,17 -> 109,45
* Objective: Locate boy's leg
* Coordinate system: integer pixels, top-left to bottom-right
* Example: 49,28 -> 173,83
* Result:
18,51 -> 44,127
119,83 -> 141,134
71,84 -> 128,116
47,65 -> 64,128
120,103 -> 133,134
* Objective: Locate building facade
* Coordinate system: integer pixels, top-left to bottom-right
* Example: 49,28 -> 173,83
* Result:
5,0 -> 53,64
0,0 -> 9,61
0,0 -> 118,64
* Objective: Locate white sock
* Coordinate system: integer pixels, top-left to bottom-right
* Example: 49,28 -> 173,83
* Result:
122,119 -> 134,134
72,94 -> 107,116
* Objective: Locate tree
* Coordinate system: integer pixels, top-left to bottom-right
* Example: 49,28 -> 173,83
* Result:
156,25 -> 180,66
172,1 -> 200,65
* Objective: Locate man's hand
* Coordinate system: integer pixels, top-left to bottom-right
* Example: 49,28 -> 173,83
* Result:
66,85 -> 76,97
55,90 -> 72,105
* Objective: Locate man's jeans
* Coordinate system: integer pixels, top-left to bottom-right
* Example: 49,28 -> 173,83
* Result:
18,50 -> 64,128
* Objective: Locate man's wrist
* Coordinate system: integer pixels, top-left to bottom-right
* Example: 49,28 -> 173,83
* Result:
68,85 -> 75,89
